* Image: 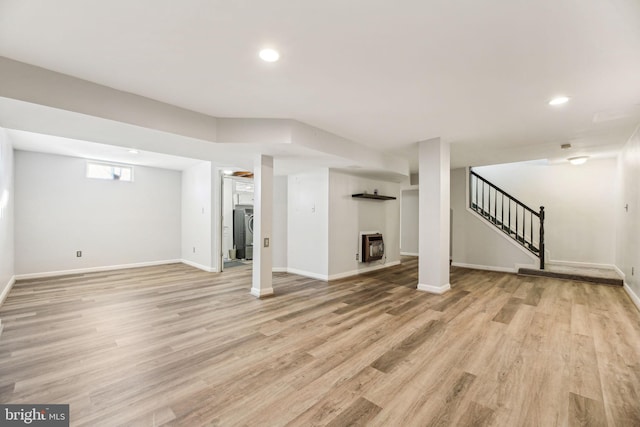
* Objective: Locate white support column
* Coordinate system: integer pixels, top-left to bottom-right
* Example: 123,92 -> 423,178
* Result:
417,137 -> 451,294
251,154 -> 274,298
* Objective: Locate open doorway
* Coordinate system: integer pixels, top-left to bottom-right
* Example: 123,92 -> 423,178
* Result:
222,174 -> 255,269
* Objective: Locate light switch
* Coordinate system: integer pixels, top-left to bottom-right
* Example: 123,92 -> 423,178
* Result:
264,238 -> 270,248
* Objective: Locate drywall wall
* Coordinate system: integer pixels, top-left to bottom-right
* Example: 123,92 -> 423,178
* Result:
0,129 -> 15,299
287,169 -> 329,279
451,168 -> 538,271
287,169 -> 400,279
1,58 -> 410,181
15,150 -> 181,275
210,167 -> 223,273
290,121 -> 408,179
328,170 -> 400,278
222,177 -> 234,260
273,176 -> 288,269
181,162 -> 216,271
401,189 -> 419,255
0,57 -> 219,143
474,158 -> 617,265
616,125 -> 640,306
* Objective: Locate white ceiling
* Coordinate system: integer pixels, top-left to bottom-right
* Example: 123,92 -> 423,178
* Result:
1,0 -> 640,170
0,97 -> 365,176
7,129 -> 204,171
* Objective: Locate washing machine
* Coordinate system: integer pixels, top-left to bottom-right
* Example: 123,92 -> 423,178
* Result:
244,212 -> 254,260
233,205 -> 254,259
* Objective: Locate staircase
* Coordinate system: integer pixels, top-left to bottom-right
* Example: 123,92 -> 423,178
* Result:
469,170 -> 623,286
469,170 -> 545,269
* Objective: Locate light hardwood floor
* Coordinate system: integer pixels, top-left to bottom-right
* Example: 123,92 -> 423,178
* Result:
1,258 -> 639,426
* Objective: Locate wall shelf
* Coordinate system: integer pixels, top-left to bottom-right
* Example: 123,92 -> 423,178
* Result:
352,193 -> 396,201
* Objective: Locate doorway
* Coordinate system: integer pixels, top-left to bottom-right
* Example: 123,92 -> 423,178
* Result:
222,175 -> 255,269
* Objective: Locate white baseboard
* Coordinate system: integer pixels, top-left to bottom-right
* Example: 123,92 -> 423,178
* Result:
613,265 -> 626,280
515,263 -> 539,271
400,252 -> 419,257
1,276 -> 15,338
181,259 -> 218,273
451,262 -> 517,274
0,275 -> 15,306
250,286 -> 274,298
328,260 -> 402,281
624,283 -> 640,313
285,267 -> 329,281
417,283 -> 451,294
14,259 -> 183,280
272,267 -> 288,273
284,260 -> 402,282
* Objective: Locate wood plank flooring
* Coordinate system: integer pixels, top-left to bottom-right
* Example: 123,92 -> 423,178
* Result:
1,258 -> 639,426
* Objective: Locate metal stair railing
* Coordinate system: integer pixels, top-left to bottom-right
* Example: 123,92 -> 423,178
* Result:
469,170 -> 545,269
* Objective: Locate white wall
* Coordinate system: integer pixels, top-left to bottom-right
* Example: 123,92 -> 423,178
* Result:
401,189 -> 419,255
616,125 -> 640,305
15,151 -> 181,275
474,159 -> 617,265
451,168 -> 537,271
0,129 -> 15,299
272,176 -> 288,269
222,177 -> 234,260
287,169 -> 401,280
328,170 -> 401,278
211,168 -> 223,272
181,162 -> 216,271
0,57 -> 219,144
287,169 -> 329,278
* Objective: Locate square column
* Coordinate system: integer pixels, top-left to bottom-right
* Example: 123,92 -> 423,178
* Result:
251,155 -> 274,297
418,137 -> 451,294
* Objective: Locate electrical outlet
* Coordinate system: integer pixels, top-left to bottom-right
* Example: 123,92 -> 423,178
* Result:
264,238 -> 269,248
356,253 -> 359,261
76,251 -> 82,257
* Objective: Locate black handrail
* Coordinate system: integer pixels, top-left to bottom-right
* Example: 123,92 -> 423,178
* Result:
469,170 -> 545,269
470,171 -> 538,216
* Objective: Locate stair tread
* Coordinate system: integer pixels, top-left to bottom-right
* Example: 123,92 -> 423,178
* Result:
518,267 -> 623,286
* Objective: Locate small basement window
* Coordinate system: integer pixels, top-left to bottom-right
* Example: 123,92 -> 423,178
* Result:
86,162 -> 134,182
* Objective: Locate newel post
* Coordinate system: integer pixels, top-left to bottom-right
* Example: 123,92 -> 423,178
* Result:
539,206 -> 545,270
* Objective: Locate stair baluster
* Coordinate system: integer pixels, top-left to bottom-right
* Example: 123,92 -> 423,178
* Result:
469,170 -> 545,269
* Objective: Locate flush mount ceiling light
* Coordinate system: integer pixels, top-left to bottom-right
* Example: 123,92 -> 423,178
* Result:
259,48 -> 280,62
549,96 -> 570,106
128,149 -> 139,154
568,156 -> 589,165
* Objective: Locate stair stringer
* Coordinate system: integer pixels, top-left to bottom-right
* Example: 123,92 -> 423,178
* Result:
452,206 -> 538,273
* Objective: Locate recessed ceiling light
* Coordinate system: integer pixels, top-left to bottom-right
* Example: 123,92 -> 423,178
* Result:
259,48 -> 280,62
128,149 -> 139,154
223,170 -> 233,175
568,156 -> 588,165
549,96 -> 570,106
